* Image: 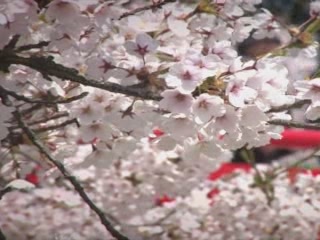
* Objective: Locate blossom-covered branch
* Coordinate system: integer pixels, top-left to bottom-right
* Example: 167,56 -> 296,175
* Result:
0,85 -> 88,105
118,0 -> 176,20
0,187 -> 11,200
0,50 -> 162,101
14,110 -> 131,240
32,118 -> 78,133
267,99 -> 311,113
23,112 -> 69,126
15,41 -> 50,52
275,147 -> 320,175
268,119 -> 320,130
0,183 -> 28,240
0,228 -> 6,240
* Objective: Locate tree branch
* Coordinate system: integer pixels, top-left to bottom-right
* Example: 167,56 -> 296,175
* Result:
268,119 -> 320,130
267,99 -> 310,113
118,0 -> 176,20
0,85 -> 88,105
26,111 -> 69,126
0,187 -> 12,200
0,186 -> 16,240
0,51 -> 162,101
0,228 -> 6,240
15,41 -> 50,52
33,118 -> 78,133
14,110 -> 131,240
275,147 -> 320,176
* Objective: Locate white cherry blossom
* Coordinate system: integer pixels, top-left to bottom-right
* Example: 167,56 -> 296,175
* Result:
226,72 -> 258,107
125,33 -> 159,58
192,94 -> 226,124
295,78 -> 320,105
159,89 -> 194,114
165,63 -> 203,93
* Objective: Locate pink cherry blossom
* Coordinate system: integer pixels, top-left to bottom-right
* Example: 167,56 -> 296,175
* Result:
310,1 -> 320,17
125,33 -> 159,58
165,63 -> 203,93
192,94 -> 226,124
295,78 -> 320,105
226,73 -> 257,107
159,89 -> 194,114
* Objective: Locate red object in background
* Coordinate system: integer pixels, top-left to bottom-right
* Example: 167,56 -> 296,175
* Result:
77,137 -> 98,145
155,194 -> 175,206
208,163 -> 251,181
149,128 -> 165,142
208,163 -> 320,184
207,188 -> 220,199
25,172 -> 39,185
287,168 -> 320,183
270,129 -> 320,149
24,165 -> 41,185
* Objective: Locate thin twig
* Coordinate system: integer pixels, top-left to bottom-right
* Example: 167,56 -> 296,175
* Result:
0,187 -> 12,200
125,209 -> 176,227
0,228 -> 6,240
267,99 -> 310,113
20,103 -> 43,115
3,35 -> 20,50
26,111 -> 69,126
268,119 -> 320,130
118,0 -> 176,20
241,148 -> 274,205
15,41 -> 50,52
275,147 -> 320,176
0,85 -> 88,105
33,118 -> 78,133
14,110 -> 131,240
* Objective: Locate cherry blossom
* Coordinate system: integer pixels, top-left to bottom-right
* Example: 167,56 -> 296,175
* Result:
79,121 -> 115,142
45,0 -> 82,24
125,33 -> 159,58
310,1 -> 320,18
1,0 -> 320,239
295,78 -> 320,105
192,94 -> 226,124
225,72 -> 258,108
165,63 -> 203,93
159,89 -> 194,114
85,55 -> 116,80
240,104 -> 268,128
0,103 -> 13,141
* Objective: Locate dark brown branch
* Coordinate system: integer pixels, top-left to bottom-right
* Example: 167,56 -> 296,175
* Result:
15,41 -> 50,52
0,85 -> 88,105
267,99 -> 310,113
118,0 -> 176,20
0,51 -> 162,101
20,103 -> 43,115
14,110 -> 131,240
4,35 -> 20,50
0,185 -> 18,240
33,118 -> 78,133
275,147 -> 320,176
0,187 -> 12,200
0,228 -> 6,240
27,111 -> 69,126
268,119 -> 320,130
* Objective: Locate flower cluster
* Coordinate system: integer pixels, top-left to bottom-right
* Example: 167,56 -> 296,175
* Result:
2,151 -> 320,240
137,167 -> 320,240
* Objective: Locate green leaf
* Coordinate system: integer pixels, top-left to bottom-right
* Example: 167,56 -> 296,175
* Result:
197,0 -> 218,15
305,18 -> 320,34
